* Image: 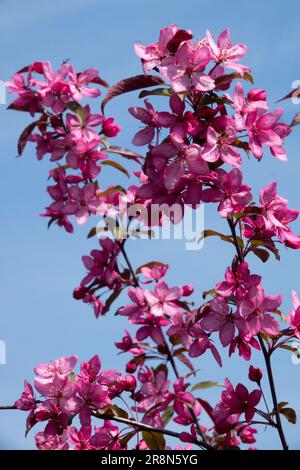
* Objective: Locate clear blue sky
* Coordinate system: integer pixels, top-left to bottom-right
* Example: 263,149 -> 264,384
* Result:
1,0 -> 300,449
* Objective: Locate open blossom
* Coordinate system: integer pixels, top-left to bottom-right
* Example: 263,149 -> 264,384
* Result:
230,82 -> 268,131
159,41 -> 215,93
129,100 -> 175,146
202,168 -> 252,217
236,285 -> 281,337
201,121 -> 242,167
216,378 -> 261,425
135,24 -> 181,73
259,181 -> 300,248
137,369 -> 171,410
200,297 -> 235,347
66,105 -> 103,153
215,262 -> 261,299
286,291 -> 300,338
246,109 -> 287,160
206,29 -> 249,75
144,281 -> 184,317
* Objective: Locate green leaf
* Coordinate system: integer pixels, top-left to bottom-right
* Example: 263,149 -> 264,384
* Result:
202,288 -> 217,300
175,352 -> 195,374
139,87 -> 172,98
192,381 -> 223,391
162,407 -> 174,426
215,71 -> 253,88
142,431 -> 165,450
120,431 -> 137,449
96,185 -> 126,198
101,160 -> 129,177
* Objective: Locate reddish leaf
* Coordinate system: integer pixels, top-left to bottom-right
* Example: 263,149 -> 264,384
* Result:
17,121 -> 39,156
252,247 -> 270,263
101,75 -> 165,111
167,30 -> 193,53
17,62 -> 44,74
104,145 -> 143,163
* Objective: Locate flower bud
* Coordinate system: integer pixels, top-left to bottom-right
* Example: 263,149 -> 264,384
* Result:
248,365 -> 262,385
182,284 -> 194,296
126,360 -> 137,373
102,117 -> 121,137
73,286 -> 88,300
124,374 -> 137,391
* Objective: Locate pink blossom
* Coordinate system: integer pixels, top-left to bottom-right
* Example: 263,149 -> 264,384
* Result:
129,100 -> 175,146
248,366 -> 262,385
90,421 -> 122,450
230,82 -> 269,131
34,356 -> 78,379
200,297 -> 235,347
236,285 -> 281,337
135,24 -> 180,73
69,424 -> 94,450
66,105 -> 103,153
138,370 -> 170,409
215,262 -> 261,299
287,291 -> 300,339
202,168 -> 252,217
141,263 -> 169,281
189,323 -> 222,366
201,123 -> 242,167
144,281 -> 183,316
220,378 -> 261,422
246,109 -> 284,160
68,66 -> 101,101
206,29 -> 249,75
160,42 -> 215,93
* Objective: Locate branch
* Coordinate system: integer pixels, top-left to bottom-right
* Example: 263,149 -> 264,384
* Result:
91,410 -> 213,450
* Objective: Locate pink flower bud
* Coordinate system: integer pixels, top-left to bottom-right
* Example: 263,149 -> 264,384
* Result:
73,286 -> 88,300
182,284 -> 194,296
102,117 -> 121,137
126,361 -> 137,373
248,365 -> 262,384
124,375 -> 137,391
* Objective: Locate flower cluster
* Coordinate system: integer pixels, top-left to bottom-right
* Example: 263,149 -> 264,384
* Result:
6,61 -> 121,233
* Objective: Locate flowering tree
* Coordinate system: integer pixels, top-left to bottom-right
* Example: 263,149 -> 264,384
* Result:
2,24 -> 300,450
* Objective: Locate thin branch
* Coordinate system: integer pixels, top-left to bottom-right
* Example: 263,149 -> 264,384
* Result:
91,410 -> 213,450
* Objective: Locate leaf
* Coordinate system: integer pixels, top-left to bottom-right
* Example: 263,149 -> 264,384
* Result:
104,145 -> 143,162
120,431 -> 137,449
96,185 -> 126,198
166,29 -> 193,53
279,344 -> 298,353
17,121 -> 39,156
101,74 -> 165,111
202,288 -> 217,300
109,404 -> 129,419
175,352 -> 195,374
101,160 -> 129,177
161,407 -> 174,426
252,247 -> 270,263
277,88 -> 300,103
139,87 -> 172,99
215,71 -> 253,88
291,112 -> 300,128
198,229 -> 233,245
279,407 -> 297,424
102,288 -> 122,315
142,431 -> 165,450
136,261 -> 166,274
197,398 -> 215,422
250,239 -> 280,261
192,381 -> 223,391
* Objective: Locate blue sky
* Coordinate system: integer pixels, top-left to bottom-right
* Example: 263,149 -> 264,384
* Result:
1,0 -> 300,449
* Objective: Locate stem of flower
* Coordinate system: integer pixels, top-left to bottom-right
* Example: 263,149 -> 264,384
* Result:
258,335 -> 288,450
226,218 -> 288,451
